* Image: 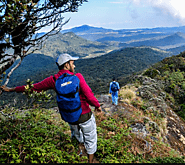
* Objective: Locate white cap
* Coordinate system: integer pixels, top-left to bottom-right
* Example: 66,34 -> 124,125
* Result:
56,53 -> 79,66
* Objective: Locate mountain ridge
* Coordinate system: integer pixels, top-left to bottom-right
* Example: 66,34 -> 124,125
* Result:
33,31 -> 118,58
62,25 -> 185,55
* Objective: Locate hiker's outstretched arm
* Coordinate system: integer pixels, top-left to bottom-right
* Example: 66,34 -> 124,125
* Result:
1,86 -> 16,92
14,76 -> 55,93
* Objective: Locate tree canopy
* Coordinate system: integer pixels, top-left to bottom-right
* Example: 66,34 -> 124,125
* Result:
0,0 -> 87,86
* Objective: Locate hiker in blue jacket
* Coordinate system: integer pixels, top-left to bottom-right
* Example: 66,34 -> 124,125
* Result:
109,77 -> 120,105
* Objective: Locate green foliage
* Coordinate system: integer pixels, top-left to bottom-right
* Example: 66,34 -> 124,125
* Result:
143,68 -> 160,78
181,82 -> 185,90
177,104 -> 185,120
166,93 -> 175,104
95,116 -> 148,163
0,108 -> 87,163
0,103 -> 183,163
150,156 -> 185,163
23,79 -> 52,108
168,70 -> 184,84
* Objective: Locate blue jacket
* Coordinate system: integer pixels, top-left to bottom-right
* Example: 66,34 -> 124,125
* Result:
109,81 -> 120,94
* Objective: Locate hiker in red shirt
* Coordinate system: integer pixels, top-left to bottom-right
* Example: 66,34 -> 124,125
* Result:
1,53 -> 102,163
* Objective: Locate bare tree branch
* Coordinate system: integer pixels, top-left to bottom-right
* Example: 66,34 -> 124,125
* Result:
4,57 -> 24,86
0,54 -> 19,76
0,0 -> 88,86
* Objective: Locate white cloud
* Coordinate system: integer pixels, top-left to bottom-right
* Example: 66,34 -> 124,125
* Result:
130,0 -> 185,23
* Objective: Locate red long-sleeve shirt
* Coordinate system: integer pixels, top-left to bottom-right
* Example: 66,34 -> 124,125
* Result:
15,70 -> 100,115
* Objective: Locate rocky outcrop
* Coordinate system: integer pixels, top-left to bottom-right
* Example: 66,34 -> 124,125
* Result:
97,75 -> 185,155
135,75 -> 185,154
97,95 -> 119,115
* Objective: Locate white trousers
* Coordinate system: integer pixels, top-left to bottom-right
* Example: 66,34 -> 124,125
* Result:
69,113 -> 97,154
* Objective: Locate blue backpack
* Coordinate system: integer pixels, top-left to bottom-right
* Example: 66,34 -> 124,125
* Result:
54,73 -> 82,123
111,82 -> 118,92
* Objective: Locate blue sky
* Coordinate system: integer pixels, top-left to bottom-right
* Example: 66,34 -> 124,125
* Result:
42,0 -> 185,31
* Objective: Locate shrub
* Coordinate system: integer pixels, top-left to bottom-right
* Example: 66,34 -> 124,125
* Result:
150,156 -> 185,163
0,108 -> 87,163
168,71 -> 184,84
143,68 -> 160,78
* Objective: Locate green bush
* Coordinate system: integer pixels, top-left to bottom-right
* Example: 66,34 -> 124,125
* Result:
0,108 -> 87,163
143,68 -> 160,78
168,71 -> 184,84
150,156 -> 185,163
177,104 -> 185,120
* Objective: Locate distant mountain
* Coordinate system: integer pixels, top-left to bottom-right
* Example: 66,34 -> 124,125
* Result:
64,25 -> 164,42
96,32 -> 167,43
25,25 -> 185,60
63,25 -> 185,36
62,25 -> 185,54
62,25 -> 119,41
62,25 -> 115,34
33,32 -> 118,58
119,32 -> 185,48
158,32 -> 185,46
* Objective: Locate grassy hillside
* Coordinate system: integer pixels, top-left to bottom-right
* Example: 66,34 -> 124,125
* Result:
1,106 -> 184,163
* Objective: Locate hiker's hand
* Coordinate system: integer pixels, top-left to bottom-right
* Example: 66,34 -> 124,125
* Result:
0,86 -> 15,92
95,106 -> 102,113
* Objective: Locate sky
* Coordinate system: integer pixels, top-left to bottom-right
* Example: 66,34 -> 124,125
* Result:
42,0 -> 185,31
